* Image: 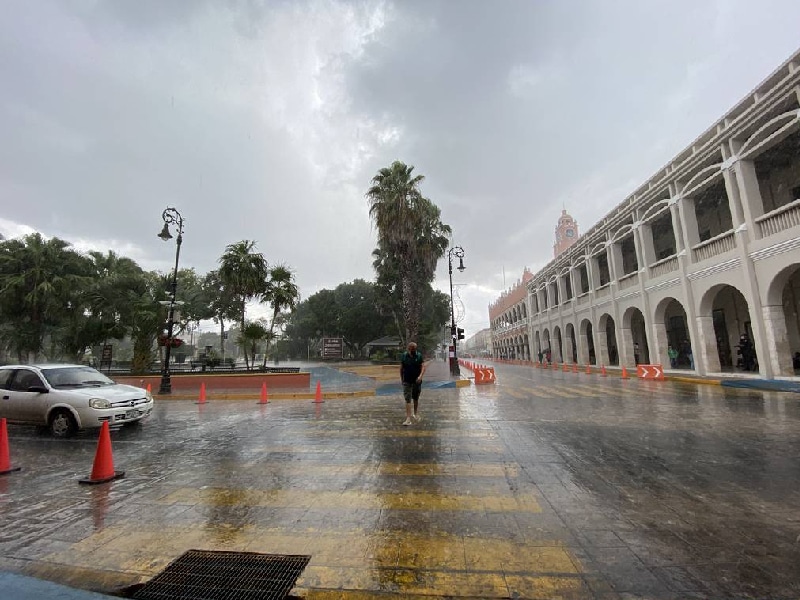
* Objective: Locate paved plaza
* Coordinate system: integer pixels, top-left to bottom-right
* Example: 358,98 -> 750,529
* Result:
1,361 -> 799,599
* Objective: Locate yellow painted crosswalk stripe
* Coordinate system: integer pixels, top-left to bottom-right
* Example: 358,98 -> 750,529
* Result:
156,487 -> 542,512
48,528 -> 582,592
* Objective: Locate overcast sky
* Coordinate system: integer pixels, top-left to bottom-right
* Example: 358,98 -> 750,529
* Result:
2,1 -> 800,337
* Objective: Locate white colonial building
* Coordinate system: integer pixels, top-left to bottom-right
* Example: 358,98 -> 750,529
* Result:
494,48 -> 800,379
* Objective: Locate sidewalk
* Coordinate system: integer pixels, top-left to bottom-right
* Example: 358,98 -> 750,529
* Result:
0,572 -> 114,600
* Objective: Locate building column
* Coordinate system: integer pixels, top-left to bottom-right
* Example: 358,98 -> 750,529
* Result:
578,326 -> 590,365
722,150 -> 771,378
589,255 -> 600,292
672,182 -> 704,374
676,195 -> 701,263
696,315 -> 720,373
619,326 -> 636,369
564,332 -> 575,365
652,320 -> 671,368
634,223 -> 658,366
763,304 -> 793,376
608,242 -> 623,283
597,319 -> 610,366
638,221 -> 657,275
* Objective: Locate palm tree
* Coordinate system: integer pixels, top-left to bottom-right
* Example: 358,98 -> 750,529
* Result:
261,264 -> 299,367
366,161 -> 451,343
239,320 -> 269,370
218,240 -> 268,369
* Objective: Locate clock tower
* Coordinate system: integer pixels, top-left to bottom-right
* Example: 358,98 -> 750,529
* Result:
554,209 -> 579,257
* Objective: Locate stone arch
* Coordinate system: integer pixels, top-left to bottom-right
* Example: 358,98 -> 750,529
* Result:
653,297 -> 693,370
565,322 -> 578,364
553,325 -> 563,363
534,330 -> 542,359
579,318 -> 596,365
542,329 -> 552,363
598,313 -> 618,366
698,284 -> 755,373
763,263 -> 800,375
621,306 -> 650,367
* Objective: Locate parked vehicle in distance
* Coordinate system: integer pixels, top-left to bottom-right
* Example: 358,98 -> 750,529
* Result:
0,364 -> 154,437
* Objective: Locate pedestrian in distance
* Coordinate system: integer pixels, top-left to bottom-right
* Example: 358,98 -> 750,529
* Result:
400,341 -> 427,426
668,345 -> 678,369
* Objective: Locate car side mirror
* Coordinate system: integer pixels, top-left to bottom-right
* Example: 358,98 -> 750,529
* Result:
27,386 -> 49,393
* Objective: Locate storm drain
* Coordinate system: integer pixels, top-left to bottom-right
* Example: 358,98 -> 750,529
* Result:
132,549 -> 311,600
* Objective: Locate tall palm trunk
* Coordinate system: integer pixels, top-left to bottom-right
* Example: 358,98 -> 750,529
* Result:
399,263 -> 419,343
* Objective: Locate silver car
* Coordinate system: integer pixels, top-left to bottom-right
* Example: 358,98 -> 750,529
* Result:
0,364 -> 154,437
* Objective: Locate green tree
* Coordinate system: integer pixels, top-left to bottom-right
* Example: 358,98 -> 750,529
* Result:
0,233 -> 90,361
202,269 -> 238,363
56,250 -> 145,361
333,279 -> 391,357
238,320 -> 269,369
261,264 -> 299,367
218,240 -> 268,369
367,161 -> 451,343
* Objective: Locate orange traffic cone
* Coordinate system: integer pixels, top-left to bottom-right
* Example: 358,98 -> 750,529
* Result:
313,381 -> 324,403
146,382 -> 152,394
79,422 -> 124,484
621,366 -> 629,379
572,363 -> 578,373
601,365 -> 607,377
196,382 -> 207,404
0,418 -> 21,475
562,363 -> 569,372
585,364 -> 591,375
259,382 -> 269,404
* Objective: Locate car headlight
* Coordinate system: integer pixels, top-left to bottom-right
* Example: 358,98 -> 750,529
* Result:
89,398 -> 111,409
145,391 -> 153,402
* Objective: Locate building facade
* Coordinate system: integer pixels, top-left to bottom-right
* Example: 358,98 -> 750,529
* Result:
492,49 -> 800,379
462,328 -> 492,357
489,269 -> 533,361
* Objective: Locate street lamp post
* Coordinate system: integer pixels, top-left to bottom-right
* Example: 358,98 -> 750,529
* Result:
157,207 -> 184,395
448,246 -> 465,376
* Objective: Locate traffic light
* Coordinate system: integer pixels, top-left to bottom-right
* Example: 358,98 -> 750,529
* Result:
457,328 -> 465,340
450,325 -> 457,336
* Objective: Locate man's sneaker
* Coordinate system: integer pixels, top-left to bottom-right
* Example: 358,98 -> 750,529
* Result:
402,418 -> 413,426
412,414 -> 421,423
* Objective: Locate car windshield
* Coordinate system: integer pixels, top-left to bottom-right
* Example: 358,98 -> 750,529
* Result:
41,367 -> 115,389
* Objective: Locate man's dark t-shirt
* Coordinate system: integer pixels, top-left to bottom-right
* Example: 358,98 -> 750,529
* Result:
400,351 -> 424,384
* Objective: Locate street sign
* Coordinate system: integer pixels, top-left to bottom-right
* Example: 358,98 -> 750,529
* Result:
100,344 -> 112,369
322,337 -> 344,359
636,364 -> 665,380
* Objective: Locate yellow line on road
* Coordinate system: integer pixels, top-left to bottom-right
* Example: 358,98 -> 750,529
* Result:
156,487 -> 542,512
47,528 -> 582,596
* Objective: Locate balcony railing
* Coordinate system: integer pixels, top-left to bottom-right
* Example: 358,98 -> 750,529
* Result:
692,230 -> 736,262
595,284 -> 610,298
755,198 -> 800,238
617,272 -> 639,290
649,255 -> 679,278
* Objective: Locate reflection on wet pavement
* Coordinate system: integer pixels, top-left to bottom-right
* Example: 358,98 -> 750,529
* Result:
0,361 -> 799,598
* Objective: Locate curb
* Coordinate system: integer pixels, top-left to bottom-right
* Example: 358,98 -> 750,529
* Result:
153,389 -> 376,401
665,376 -> 722,386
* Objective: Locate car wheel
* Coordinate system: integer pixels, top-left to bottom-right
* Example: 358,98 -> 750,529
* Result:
49,409 -> 77,438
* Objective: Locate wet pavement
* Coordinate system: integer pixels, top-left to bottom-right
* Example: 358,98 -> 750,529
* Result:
1,361 -> 799,599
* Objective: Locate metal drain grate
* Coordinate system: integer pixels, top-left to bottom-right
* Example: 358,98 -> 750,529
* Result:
132,549 -> 311,600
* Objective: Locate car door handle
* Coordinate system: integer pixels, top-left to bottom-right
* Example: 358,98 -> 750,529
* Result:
2,395 -> 8,400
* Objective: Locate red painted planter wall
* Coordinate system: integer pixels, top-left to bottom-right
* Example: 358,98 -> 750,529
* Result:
115,372 -> 310,391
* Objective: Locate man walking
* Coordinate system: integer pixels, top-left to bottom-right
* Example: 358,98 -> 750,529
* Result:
400,341 -> 427,426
